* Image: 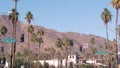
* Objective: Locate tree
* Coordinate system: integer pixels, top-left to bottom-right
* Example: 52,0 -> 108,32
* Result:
25,11 -> 33,68
45,47 -> 56,59
63,38 -> 74,68
25,11 -> 33,24
0,26 -> 8,35
101,8 -> 112,46
28,25 -> 34,34
110,0 -> 120,67
89,37 -> 96,68
36,29 -> 44,60
90,37 -> 95,45
31,33 -> 37,45
37,29 -> 44,36
9,7 -> 19,68
36,37 -> 43,59
55,38 -> 63,68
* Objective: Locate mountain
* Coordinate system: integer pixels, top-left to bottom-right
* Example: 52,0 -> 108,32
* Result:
0,15 -> 112,54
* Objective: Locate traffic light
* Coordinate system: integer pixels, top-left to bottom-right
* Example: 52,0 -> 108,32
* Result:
20,33 -> 24,42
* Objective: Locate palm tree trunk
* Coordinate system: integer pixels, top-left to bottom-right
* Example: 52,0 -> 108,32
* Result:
11,1 -> 18,68
115,8 -> 119,68
106,23 -> 112,68
27,24 -> 30,68
106,23 -> 109,45
65,47 -> 68,68
38,43 -> 41,60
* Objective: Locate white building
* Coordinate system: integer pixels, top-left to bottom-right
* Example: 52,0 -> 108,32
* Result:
34,54 -> 78,67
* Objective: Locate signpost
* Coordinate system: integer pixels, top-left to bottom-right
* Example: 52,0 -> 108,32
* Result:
97,51 -> 107,55
2,38 -> 16,43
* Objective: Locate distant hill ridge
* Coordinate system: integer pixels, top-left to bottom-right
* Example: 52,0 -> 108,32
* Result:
0,15 -> 109,54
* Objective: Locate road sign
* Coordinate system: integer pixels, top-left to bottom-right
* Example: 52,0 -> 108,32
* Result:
2,38 -> 16,43
97,51 -> 107,55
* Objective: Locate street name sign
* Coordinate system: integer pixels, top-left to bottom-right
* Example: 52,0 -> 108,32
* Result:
97,51 -> 107,55
2,38 -> 16,43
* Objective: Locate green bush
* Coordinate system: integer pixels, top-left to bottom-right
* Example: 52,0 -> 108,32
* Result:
75,63 -> 93,68
14,59 -> 24,68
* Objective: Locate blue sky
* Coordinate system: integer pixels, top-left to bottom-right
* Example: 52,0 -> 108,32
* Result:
0,0 -> 118,40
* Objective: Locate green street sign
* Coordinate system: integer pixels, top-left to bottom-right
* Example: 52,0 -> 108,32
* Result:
97,51 -> 107,55
2,38 -> 16,43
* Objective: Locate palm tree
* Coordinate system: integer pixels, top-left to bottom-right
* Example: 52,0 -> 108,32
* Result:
36,29 -> 44,59
37,29 -> 44,36
89,37 -> 95,68
90,37 -> 95,45
55,38 -> 63,68
9,8 -> 19,68
31,33 -> 37,51
36,37 -> 43,59
28,25 -> 34,68
63,38 -> 74,68
45,47 -> 56,59
111,0 -> 120,67
25,11 -> 33,25
101,8 -> 112,46
25,11 -> 33,68
28,25 -> 34,33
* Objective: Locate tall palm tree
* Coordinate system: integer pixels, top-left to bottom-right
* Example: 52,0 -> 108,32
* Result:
63,38 -> 74,68
28,25 -> 34,68
89,37 -> 95,68
111,0 -> 120,67
36,37 -> 43,59
9,8 -> 19,68
36,29 -> 44,58
101,8 -> 112,46
55,38 -> 63,68
25,11 -> 33,68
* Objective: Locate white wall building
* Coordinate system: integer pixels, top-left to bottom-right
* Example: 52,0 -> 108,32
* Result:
34,54 -> 78,67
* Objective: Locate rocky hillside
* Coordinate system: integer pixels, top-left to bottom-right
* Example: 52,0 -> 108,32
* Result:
0,15 -> 112,54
